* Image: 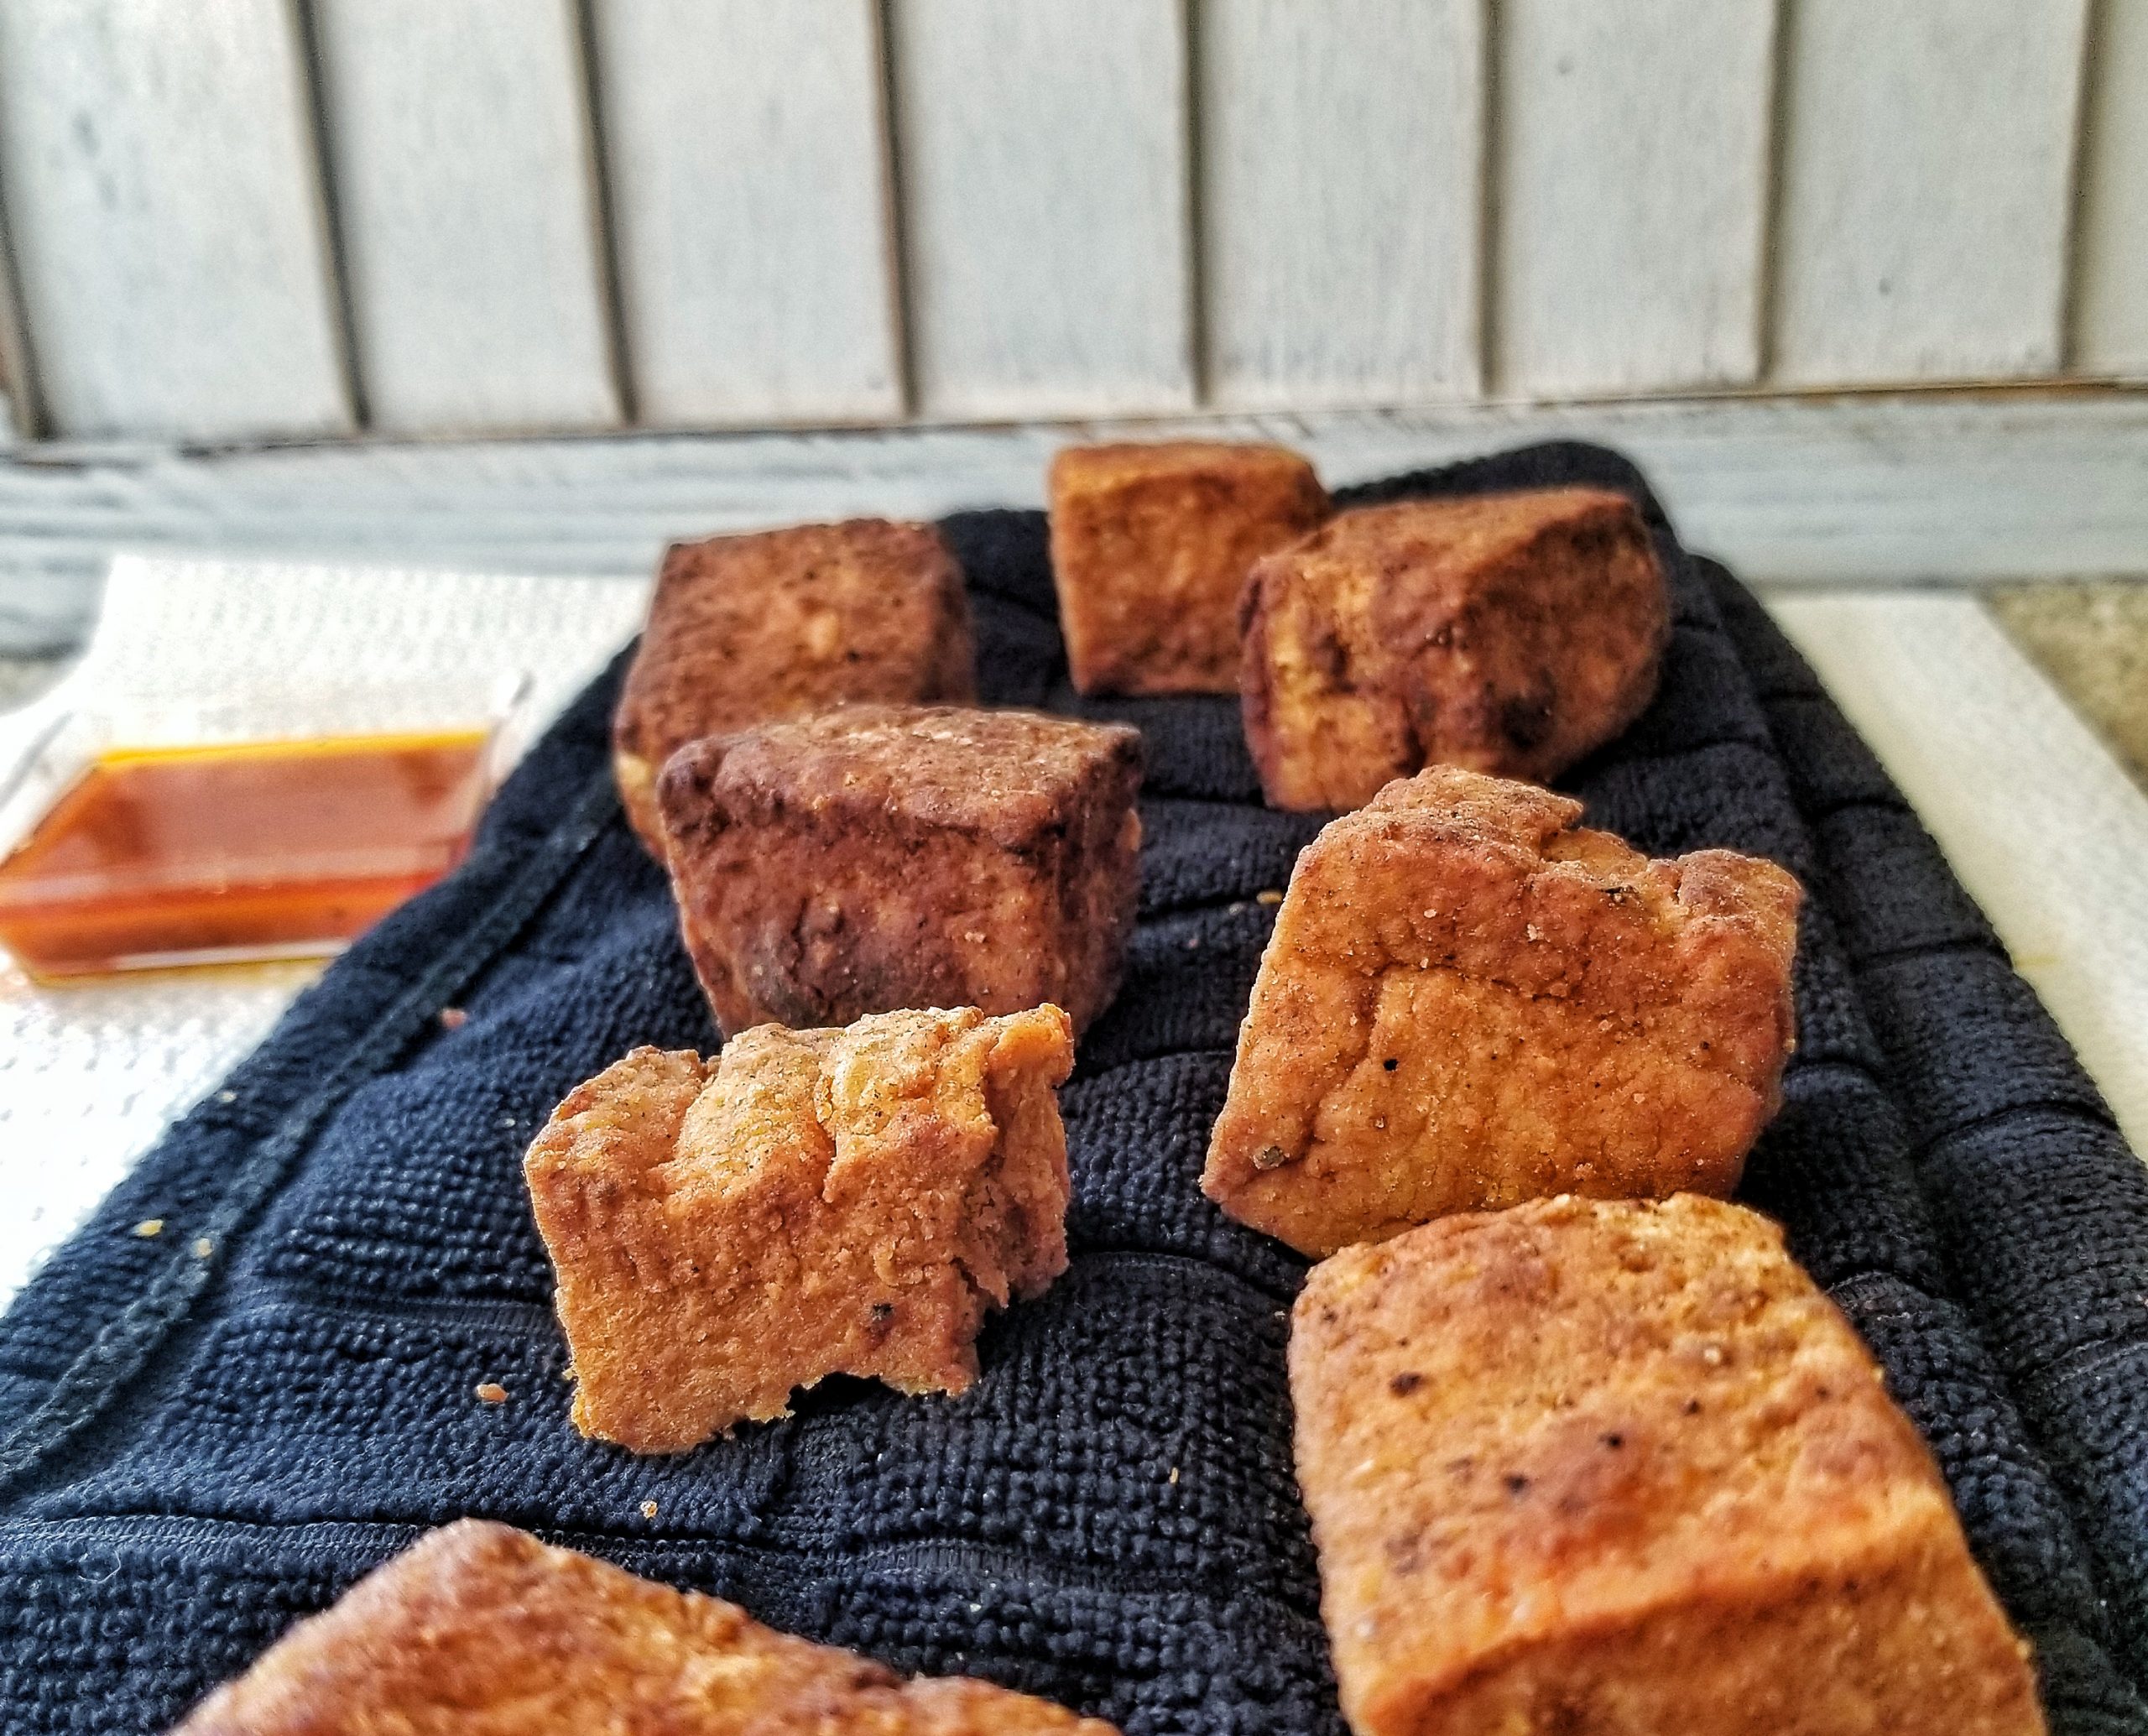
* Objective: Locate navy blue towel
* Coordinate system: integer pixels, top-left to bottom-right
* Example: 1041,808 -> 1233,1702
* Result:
3,443 -> 2145,1735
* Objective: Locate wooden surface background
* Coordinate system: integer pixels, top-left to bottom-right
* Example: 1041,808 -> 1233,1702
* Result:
0,0 -> 2139,442
6,392 -> 2148,654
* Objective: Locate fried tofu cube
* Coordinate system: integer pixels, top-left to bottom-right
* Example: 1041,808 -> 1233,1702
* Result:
1290,1195 -> 2044,1736
1048,441 -> 1328,695
525,1004 -> 1076,1452
175,1519 -> 1118,1734
1239,487 -> 1669,811
658,703 -> 1143,1038
612,519 -> 976,852
1203,766 -> 1798,1257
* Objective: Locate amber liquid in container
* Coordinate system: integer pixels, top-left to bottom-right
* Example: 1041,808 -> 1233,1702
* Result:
0,729 -> 493,982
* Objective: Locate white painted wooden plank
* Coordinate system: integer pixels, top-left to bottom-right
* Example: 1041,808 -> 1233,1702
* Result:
2073,0 -> 2148,378
1768,592 -> 2148,1153
889,0 -> 1194,419
0,0 -> 351,440
1199,0 -> 1482,408
1771,0 -> 2089,385
310,0 -> 618,433
593,0 -> 901,425
0,216 -> 34,441
4,392 -> 2148,654
1492,0 -> 1775,397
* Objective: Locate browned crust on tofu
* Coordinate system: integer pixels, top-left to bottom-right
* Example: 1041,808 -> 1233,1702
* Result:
1238,487 -> 1669,811
657,703 -> 1144,1037
525,1005 -> 1076,1452
613,519 -> 976,852
1048,441 -> 1328,695
173,1519 -> 1117,1734
1289,1196 -> 2043,1736
1203,766 -> 1800,1256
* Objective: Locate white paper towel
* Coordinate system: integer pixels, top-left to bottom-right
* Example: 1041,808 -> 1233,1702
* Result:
1766,591 -> 2148,1157
0,555 -> 649,1307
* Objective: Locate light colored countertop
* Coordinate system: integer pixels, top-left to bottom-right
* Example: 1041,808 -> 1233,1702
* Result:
1765,588 -> 2148,1153
0,654 -> 64,711
1989,581 -> 2148,792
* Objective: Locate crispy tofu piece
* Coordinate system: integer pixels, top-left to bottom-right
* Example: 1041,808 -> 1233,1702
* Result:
1203,766 -> 1798,1257
613,519 -> 975,852
1239,487 -> 1669,811
526,1005 -> 1076,1452
1047,441 -> 1328,695
1290,1195 -> 2044,1736
174,1519 -> 1117,1734
658,704 -> 1143,1038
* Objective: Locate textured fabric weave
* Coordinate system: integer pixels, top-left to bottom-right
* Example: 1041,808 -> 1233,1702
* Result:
2,443 -> 2144,1734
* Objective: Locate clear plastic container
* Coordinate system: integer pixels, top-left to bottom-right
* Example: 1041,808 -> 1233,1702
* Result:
0,675 -> 529,983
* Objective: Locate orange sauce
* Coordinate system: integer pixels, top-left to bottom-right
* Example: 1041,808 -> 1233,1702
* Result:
0,729 -> 491,982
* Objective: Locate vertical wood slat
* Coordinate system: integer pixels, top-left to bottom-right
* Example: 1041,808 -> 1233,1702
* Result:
2072,0 -> 2148,378
592,0 -> 902,425
1491,0 -> 1775,399
889,0 -> 1194,420
310,0 -> 619,434
1770,0 -> 2090,387
0,0 -> 351,441
0,189 -> 39,440
1198,0 -> 1482,409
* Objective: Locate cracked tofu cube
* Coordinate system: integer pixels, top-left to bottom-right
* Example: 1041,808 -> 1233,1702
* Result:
1239,487 -> 1669,811
175,1520 -> 1118,1734
525,1004 -> 1076,1452
1048,440 -> 1328,695
1204,766 -> 1798,1257
1290,1195 -> 2043,1736
658,703 -> 1143,1038
613,519 -> 975,852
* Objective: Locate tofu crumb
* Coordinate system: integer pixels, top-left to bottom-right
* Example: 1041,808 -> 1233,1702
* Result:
192,1238 -> 214,1259
475,1382 -> 509,1404
438,1006 -> 469,1030
1167,1466 -> 1180,1485
640,1500 -> 659,1519
133,1219 -> 164,1238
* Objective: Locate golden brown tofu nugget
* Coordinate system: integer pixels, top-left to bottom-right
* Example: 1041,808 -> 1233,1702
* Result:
612,519 -> 975,852
1291,1195 -> 2044,1736
1048,441 -> 1327,695
1205,766 -> 1798,1256
526,1005 -> 1075,1452
1240,487 -> 1668,811
174,1519 -> 1118,1734
659,703 -> 1143,1038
